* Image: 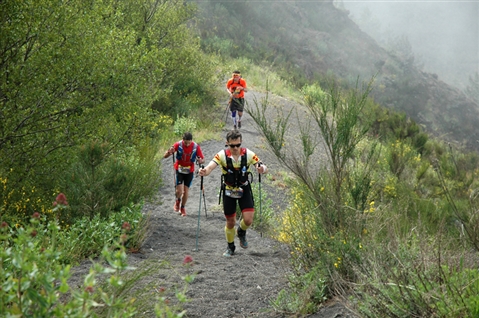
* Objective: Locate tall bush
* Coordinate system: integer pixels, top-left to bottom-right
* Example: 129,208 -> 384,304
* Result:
60,140 -> 161,221
249,77 -> 377,310
0,0 -> 216,220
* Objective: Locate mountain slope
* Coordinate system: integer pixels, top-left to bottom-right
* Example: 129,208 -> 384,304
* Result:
194,0 -> 479,150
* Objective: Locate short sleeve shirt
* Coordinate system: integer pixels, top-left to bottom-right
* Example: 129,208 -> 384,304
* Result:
213,148 -> 260,174
226,78 -> 247,99
173,141 -> 204,173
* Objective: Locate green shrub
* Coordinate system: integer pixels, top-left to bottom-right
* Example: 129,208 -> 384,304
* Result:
0,210 -> 136,316
250,178 -> 274,234
58,203 -> 147,264
0,176 -> 57,226
272,264 -> 328,315
61,141 -> 161,221
0,198 -> 188,317
412,132 -> 429,153
356,240 -> 479,317
173,116 -> 197,137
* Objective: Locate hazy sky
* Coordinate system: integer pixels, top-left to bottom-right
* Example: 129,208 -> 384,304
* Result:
340,1 -> 478,89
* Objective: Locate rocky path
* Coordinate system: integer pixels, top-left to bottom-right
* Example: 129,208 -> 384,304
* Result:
138,93 -> 294,317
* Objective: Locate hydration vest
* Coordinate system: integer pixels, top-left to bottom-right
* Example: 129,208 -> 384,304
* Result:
222,148 -> 249,187
176,141 -> 198,163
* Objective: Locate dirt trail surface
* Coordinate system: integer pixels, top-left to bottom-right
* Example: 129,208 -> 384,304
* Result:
70,91 -> 359,317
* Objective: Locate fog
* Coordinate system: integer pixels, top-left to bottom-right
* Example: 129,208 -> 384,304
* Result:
338,0 -> 478,90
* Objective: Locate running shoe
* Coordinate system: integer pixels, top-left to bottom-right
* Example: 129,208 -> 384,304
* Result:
238,121 -> 242,129
223,244 -> 236,257
237,227 -> 248,249
173,200 -> 180,212
180,207 -> 186,217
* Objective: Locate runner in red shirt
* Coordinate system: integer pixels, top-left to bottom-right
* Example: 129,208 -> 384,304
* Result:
164,132 -> 205,216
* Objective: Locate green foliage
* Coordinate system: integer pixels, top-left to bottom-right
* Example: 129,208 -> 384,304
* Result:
250,79 -> 377,305
298,79 -> 375,234
346,142 -> 378,213
0,198 -> 146,265
433,159 -> 479,252
349,133 -> 479,317
0,211 -> 134,316
273,264 -> 328,315
385,140 -> 417,178
250,70 -> 479,316
250,176 -> 274,234
58,140 -> 161,221
455,268 -> 479,317
58,203 -> 147,264
0,200 -> 189,317
274,180 -> 363,314
0,176 -> 57,225
0,0 -> 217,222
173,116 -> 198,137
356,233 -> 479,318
370,107 -> 429,152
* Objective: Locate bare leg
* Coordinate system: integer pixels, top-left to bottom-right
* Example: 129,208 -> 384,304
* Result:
241,210 -> 254,227
175,184 -> 184,200
182,186 -> 189,207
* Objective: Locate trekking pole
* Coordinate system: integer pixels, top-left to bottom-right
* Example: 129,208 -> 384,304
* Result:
196,161 -> 208,218
258,162 -> 263,238
172,155 -> 176,191
202,182 -> 208,218
195,165 -> 205,251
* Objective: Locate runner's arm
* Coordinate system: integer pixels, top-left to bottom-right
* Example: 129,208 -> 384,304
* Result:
248,150 -> 265,173
226,81 -> 232,95
239,79 -> 247,92
163,146 -> 175,158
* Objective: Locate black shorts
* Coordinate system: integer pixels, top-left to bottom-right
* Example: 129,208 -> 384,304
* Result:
223,184 -> 254,218
176,171 -> 194,188
230,98 -> 245,113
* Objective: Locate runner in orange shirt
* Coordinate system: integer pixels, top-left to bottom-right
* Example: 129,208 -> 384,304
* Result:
226,70 -> 247,129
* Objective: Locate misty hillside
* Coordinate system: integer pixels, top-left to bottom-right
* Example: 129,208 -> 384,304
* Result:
193,0 -> 479,151
342,1 -> 478,91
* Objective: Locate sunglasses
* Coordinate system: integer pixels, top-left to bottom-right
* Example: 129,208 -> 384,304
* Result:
229,143 -> 241,148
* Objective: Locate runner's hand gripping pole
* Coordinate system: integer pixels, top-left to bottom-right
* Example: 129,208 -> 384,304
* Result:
195,165 -> 205,251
